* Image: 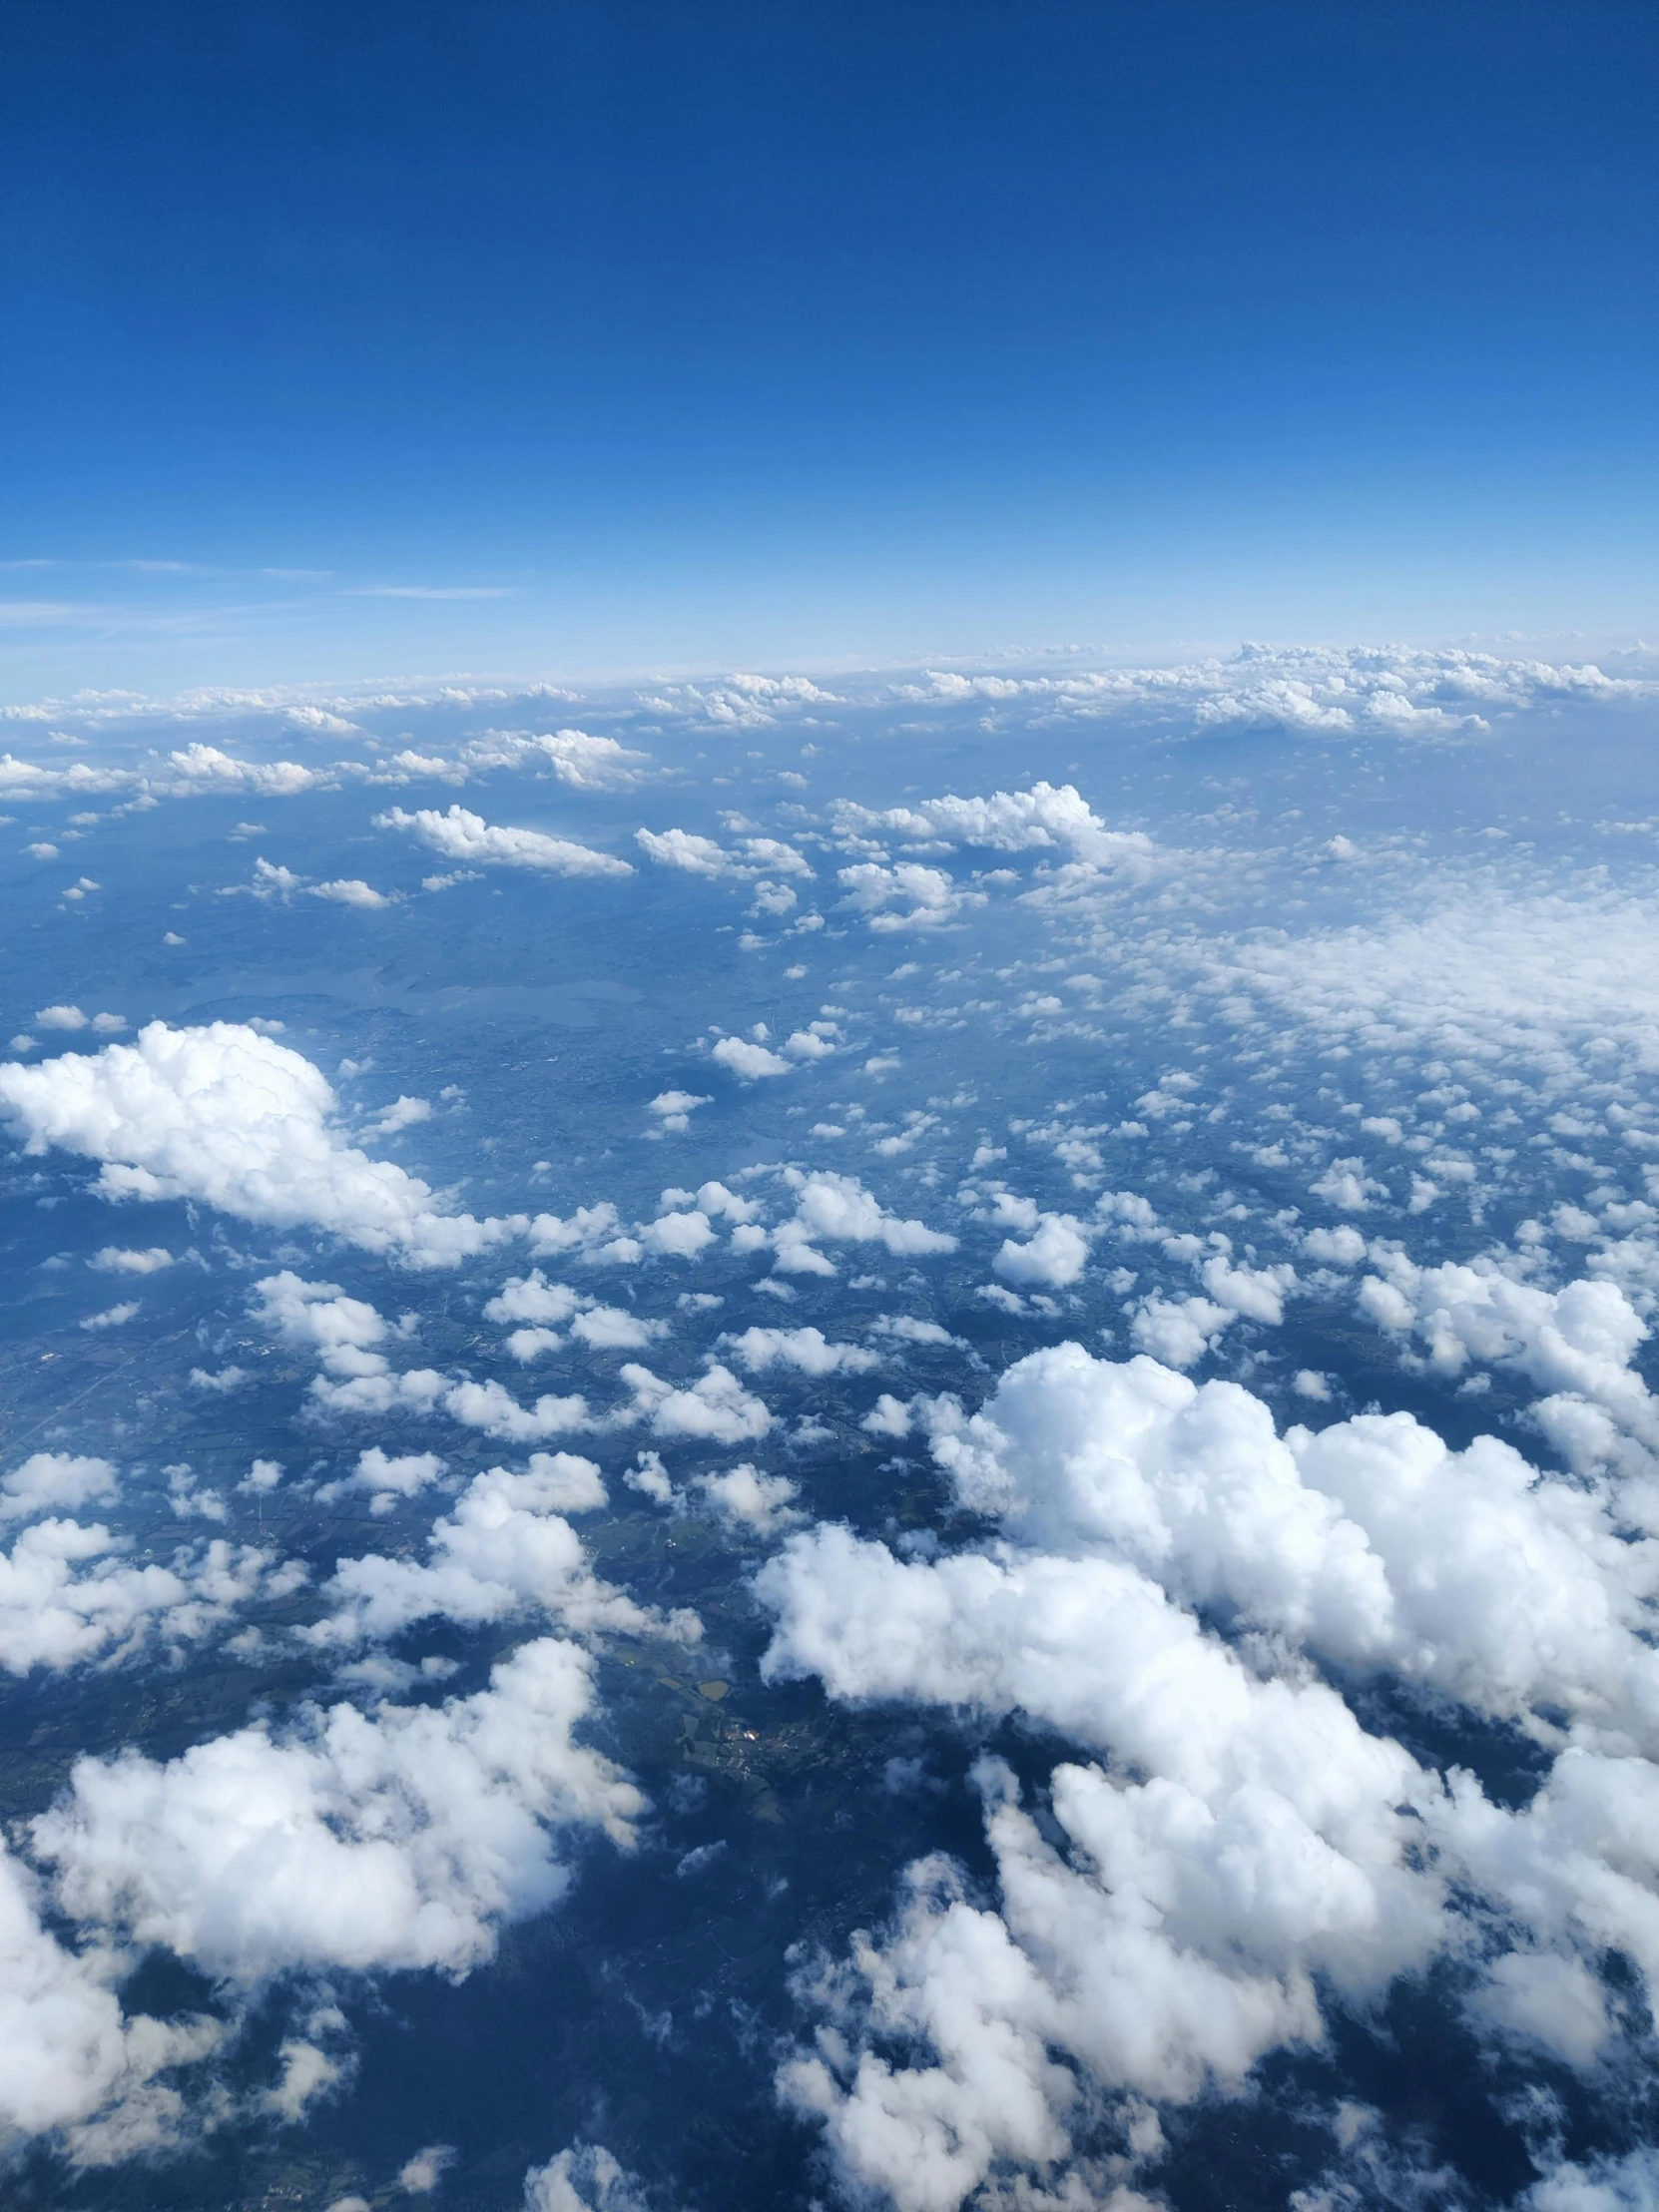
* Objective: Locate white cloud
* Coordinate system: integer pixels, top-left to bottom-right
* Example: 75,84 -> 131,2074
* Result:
0,1024 -> 519,1268
641,1210 -> 717,1260
483,1271 -> 666,1356
1357,1257 -> 1659,1485
524,2142 -> 654,2212
692,1463 -> 804,1536
636,827 -> 813,878
311,877 -> 392,908
711,1036 -> 793,1080
34,1636 -> 645,1985
466,728 -> 650,790
80,1301 -> 139,1331
314,1448 -> 446,1513
836,781 -> 1155,876
647,1089 -> 711,1133
1,1452 -> 119,1522
0,1840 -> 222,2155
621,1363 -> 773,1444
869,1316 -> 962,1348
994,1212 -> 1092,1289
1310,1158 -> 1387,1212
769,1170 -> 956,1278
396,2142 -> 456,2192
836,861 -> 983,931
758,1337 -> 1659,2201
0,1520 -> 294,1676
528,1202 -> 643,1267
90,1246 -> 174,1274
311,1457 -> 694,1650
376,805 -> 634,879
720,1326 -> 880,1377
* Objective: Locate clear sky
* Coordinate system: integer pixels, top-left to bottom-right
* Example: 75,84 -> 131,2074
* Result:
3,0 -> 1656,692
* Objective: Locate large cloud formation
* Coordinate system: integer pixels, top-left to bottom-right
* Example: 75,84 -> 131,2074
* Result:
758,1342 -> 1659,2210
0,1024 -> 518,1266
33,1636 -> 641,1986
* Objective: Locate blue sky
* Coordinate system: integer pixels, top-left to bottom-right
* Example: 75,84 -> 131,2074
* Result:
3,0 -> 1656,692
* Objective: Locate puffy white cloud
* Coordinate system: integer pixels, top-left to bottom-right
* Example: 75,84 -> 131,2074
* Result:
81,1301 -> 139,1332
720,1326 -> 880,1377
529,1203 -> 643,1266
621,1363 -> 772,1444
1129,1295 -> 1233,1369
396,2142 -> 456,2192
0,1841 -> 222,2156
1310,1158 -> 1387,1212
440,1379 -> 593,1443
869,1316 -> 962,1348
160,743 -> 317,798
464,728 -> 650,790
692,1463 -> 804,1536
33,1636 -> 645,1985
376,806 -> 634,878
917,1344 -> 1659,1741
759,1338 -> 1659,2200
837,861 -> 983,931
255,1272 -> 397,1380
483,1272 -> 666,1356
635,827 -> 813,878
994,1212 -> 1092,1290
311,1458 -> 694,1649
309,877 -> 393,908
711,1036 -> 793,1080
0,1024 -> 519,1268
1,1452 -> 119,1523
836,781 -> 1155,876
769,1170 -> 956,1278
36,1005 -> 126,1033
1358,1257 -> 1659,1486
641,1210 -> 717,1260
646,1089 -> 710,1133
89,1245 -> 174,1274
0,1520 -> 296,1676
524,2142 -> 654,2212
485,1272 -> 583,1329
314,1448 -> 446,1513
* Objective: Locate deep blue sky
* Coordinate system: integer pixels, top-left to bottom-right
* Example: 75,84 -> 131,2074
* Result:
2,0 -> 1656,690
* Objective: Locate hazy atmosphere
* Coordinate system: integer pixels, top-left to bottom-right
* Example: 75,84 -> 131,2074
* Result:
2,8 -> 1658,2212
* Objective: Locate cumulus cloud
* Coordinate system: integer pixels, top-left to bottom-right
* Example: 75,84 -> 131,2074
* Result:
621,1363 -> 772,1444
376,806 -> 634,879
33,1637 -> 645,1985
0,1024 -> 519,1267
769,1170 -> 956,1278
836,860 -> 983,931
646,1090 -> 710,1134
484,1271 -> 667,1357
635,827 -> 813,879
836,780 -> 1156,876
311,1457 -> 695,1650
0,1841 -> 222,2156
757,1340 -> 1659,2204
692,1463 -> 804,1536
1357,1257 -> 1659,1486
89,1246 -> 174,1274
993,1209 -> 1093,1289
711,1036 -> 793,1080
1,1452 -> 119,1523
719,1326 -> 880,1377
0,1520 -> 297,1676
465,728 -> 651,790
313,1447 -> 446,1514
524,2142 -> 654,2212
